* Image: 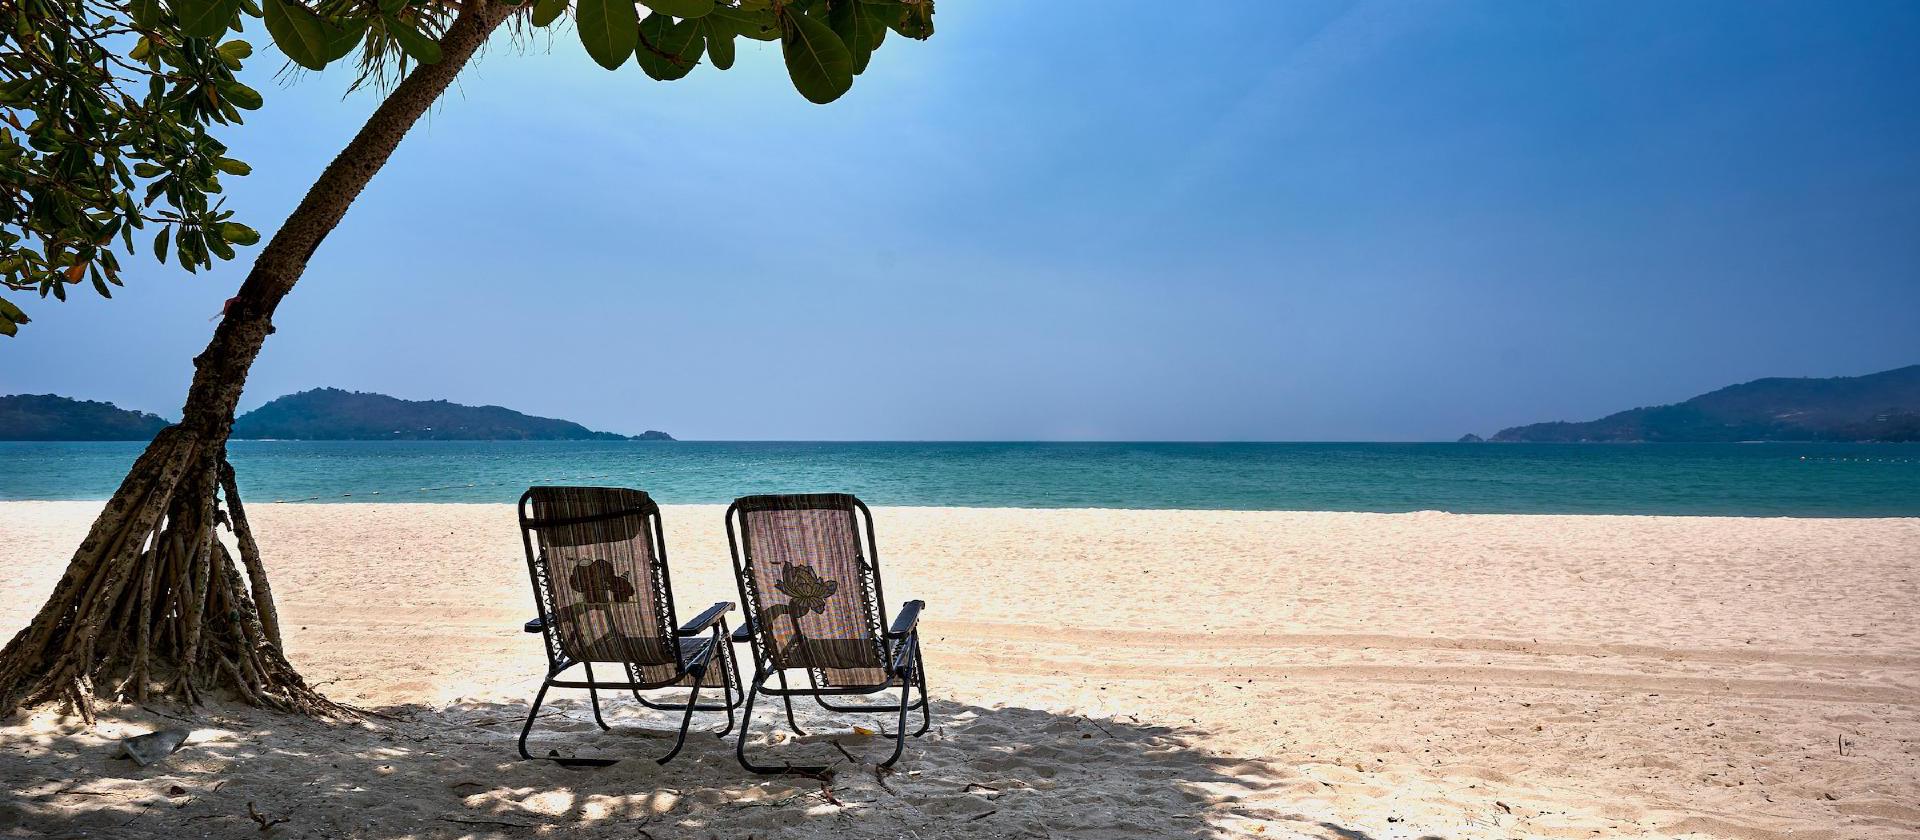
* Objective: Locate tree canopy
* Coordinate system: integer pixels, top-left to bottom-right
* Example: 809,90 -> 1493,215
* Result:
0,0 -> 933,337
1,0 -> 262,335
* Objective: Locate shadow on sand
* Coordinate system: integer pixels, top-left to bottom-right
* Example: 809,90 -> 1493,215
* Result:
2,692 -> 1423,840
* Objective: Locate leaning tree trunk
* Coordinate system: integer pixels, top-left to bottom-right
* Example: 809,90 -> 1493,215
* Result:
0,2 -> 510,720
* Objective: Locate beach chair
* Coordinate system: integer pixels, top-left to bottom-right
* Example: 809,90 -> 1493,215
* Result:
516,486 -> 742,766
725,493 -> 930,775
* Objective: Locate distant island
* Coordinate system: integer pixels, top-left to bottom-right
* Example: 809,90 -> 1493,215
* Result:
235,389 -> 673,441
0,388 -> 672,441
1483,364 -> 1920,443
0,394 -> 172,441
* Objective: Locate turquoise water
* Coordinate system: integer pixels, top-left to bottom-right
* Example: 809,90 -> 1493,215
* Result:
2,441 -> 1916,516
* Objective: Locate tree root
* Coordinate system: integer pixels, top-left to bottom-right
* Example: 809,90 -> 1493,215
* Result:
0,428 -> 345,720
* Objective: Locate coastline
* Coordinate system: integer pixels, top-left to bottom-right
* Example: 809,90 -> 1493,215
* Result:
4,501 -> 1917,837
5,439 -> 1920,516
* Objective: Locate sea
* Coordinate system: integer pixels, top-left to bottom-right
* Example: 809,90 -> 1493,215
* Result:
1,440 -> 1916,517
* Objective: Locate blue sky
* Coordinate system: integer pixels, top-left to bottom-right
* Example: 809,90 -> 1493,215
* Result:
7,0 -> 1919,440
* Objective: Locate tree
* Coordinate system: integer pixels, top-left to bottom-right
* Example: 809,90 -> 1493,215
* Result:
0,0 -> 933,719
1,0 -> 264,336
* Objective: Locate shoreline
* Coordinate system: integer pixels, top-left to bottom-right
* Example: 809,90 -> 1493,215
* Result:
3,498 -> 1917,520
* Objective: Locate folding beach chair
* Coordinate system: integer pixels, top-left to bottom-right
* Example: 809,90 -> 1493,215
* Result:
725,493 -> 930,775
516,486 -> 742,766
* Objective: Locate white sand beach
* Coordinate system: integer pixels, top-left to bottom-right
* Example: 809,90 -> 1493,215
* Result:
2,501 -> 1917,838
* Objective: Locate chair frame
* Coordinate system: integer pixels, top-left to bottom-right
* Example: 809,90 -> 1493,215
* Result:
516,487 -> 744,767
725,494 -> 931,776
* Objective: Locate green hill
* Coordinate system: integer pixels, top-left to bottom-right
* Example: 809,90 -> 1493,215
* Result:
0,394 -> 172,441
1489,365 -> 1920,442
231,388 -> 672,441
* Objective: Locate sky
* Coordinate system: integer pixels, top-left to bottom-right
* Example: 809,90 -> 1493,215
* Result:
6,0 -> 1919,440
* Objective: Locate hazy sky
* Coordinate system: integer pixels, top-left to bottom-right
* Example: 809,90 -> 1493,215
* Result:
6,0 -> 1918,440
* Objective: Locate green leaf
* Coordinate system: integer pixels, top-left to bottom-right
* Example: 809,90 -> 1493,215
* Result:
178,228 -> 206,269
711,4 -> 777,40
779,7 -> 853,104
130,37 -> 153,61
218,80 -> 263,110
219,39 -> 254,60
263,0 -> 329,69
172,0 -> 244,39
890,0 -> 932,39
576,0 -> 639,71
220,222 -> 261,245
0,316 -> 17,337
530,0 -> 566,27
385,17 -> 442,64
828,0 -> 879,75
215,157 -> 251,175
323,18 -> 371,61
153,227 -> 170,262
702,15 -> 734,70
641,0 -> 712,17
263,0 -> 365,70
0,296 -> 28,325
634,13 -> 702,81
860,0 -> 902,27
130,0 -> 165,29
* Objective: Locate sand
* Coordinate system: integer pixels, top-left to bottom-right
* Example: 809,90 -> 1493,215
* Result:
1,501 -> 1916,839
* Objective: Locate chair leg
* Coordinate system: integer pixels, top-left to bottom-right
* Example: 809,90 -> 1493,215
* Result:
735,669 -> 829,777
518,678 -> 619,768
715,641 -> 740,736
581,662 -> 611,730
862,641 -> 933,738
911,642 -> 932,737
878,665 -> 914,770
656,679 -> 702,765
775,669 -> 808,735
517,680 -> 553,760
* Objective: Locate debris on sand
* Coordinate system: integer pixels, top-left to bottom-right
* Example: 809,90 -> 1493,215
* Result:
120,728 -> 189,767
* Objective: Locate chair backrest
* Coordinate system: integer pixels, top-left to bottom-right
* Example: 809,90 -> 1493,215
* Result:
520,486 -> 682,676
727,493 -> 891,688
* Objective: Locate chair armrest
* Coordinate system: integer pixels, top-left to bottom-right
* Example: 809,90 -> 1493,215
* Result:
886,600 -> 925,639
891,630 -> 919,677
682,636 -> 719,677
731,619 -> 756,644
524,616 -> 546,633
676,601 -> 734,637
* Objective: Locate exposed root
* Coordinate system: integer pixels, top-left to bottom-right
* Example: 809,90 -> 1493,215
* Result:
219,461 -> 281,648
0,430 -> 344,720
